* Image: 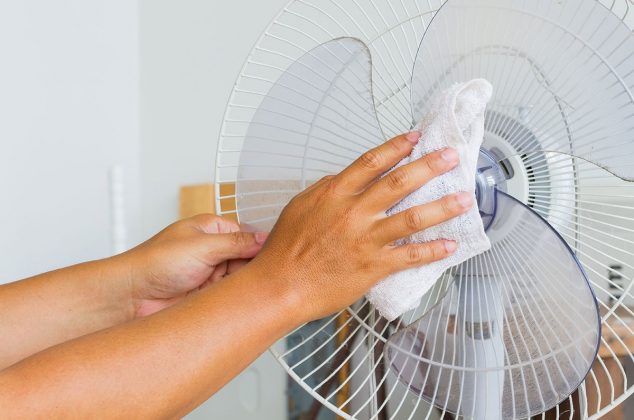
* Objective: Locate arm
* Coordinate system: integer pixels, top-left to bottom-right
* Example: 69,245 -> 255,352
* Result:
0,133 -> 471,418
0,257 -> 132,370
0,215 -> 265,370
0,264 -> 297,419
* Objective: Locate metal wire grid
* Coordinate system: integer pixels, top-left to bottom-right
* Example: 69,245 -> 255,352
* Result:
215,0 -> 634,418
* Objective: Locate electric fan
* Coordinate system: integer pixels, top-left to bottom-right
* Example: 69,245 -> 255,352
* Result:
215,0 -> 634,418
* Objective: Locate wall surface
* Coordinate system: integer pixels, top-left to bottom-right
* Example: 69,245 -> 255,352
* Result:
138,0 -> 289,238
1,1 -> 290,418
138,1 -> 290,418
0,0 -> 140,282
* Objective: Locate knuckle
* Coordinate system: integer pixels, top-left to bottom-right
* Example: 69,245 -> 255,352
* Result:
359,149 -> 383,171
319,175 -> 337,191
404,209 -> 425,231
422,155 -> 437,174
430,243 -> 445,260
407,245 -> 426,263
230,232 -> 248,247
423,152 -> 448,175
386,169 -> 409,191
441,197 -> 455,216
388,137 -> 405,154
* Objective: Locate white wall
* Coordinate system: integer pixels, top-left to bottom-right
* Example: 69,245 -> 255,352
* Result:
0,1 -> 140,282
1,1 -> 289,418
138,1 -> 289,419
138,0 -> 289,238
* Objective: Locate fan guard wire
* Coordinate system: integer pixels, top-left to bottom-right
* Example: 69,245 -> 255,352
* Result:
215,0 -> 634,418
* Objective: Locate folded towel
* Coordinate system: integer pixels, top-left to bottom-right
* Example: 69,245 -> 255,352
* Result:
366,79 -> 493,321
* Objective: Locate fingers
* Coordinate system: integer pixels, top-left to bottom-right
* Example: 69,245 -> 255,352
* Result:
205,231 -> 269,263
207,259 -> 250,286
188,215 -> 269,264
386,240 -> 457,272
333,132 -> 421,194
188,214 -> 240,234
374,192 -> 473,244
236,222 -> 259,233
209,261 -> 228,283
360,148 -> 460,212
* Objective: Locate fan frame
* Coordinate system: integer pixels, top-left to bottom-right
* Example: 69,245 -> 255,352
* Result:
214,0 -> 634,418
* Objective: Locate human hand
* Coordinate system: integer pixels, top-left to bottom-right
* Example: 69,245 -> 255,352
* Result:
246,132 -> 473,322
119,215 -> 267,318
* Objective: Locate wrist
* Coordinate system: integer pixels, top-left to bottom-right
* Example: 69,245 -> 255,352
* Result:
235,257 -> 308,332
96,254 -> 137,323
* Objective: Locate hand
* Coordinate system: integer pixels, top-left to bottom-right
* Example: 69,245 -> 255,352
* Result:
247,132 -> 473,322
119,215 -> 268,318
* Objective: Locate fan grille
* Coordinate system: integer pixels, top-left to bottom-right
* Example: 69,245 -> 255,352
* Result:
216,0 -> 634,418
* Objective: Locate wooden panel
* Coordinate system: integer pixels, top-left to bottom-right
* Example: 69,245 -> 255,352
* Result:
584,358 -> 625,420
600,322 -> 634,358
541,307 -> 633,420
179,183 -> 238,222
218,183 -> 237,222
179,184 -> 215,219
219,183 -> 235,197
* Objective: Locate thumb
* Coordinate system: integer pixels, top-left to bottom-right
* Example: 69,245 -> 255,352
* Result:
205,231 -> 268,263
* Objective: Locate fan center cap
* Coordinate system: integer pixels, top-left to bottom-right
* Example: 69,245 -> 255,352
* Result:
475,148 -> 506,231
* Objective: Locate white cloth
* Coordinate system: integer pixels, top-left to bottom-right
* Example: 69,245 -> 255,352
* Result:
366,79 -> 493,321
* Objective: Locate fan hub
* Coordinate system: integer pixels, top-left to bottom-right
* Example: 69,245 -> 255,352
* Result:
475,148 -> 506,231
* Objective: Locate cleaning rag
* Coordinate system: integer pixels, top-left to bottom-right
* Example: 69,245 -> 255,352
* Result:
366,79 -> 493,321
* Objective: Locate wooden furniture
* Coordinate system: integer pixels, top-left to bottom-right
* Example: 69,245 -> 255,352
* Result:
179,184 -> 215,219
179,183 -> 236,221
584,309 -> 634,420
538,307 -> 633,420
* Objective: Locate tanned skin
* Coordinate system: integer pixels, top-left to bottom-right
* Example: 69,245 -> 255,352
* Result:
0,132 -> 472,418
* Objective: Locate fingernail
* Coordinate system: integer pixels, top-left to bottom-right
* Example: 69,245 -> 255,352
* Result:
255,232 -> 268,244
456,192 -> 473,209
445,241 -> 457,253
441,148 -> 459,163
405,131 -> 421,144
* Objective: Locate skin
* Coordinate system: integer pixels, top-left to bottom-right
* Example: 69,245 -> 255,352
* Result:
0,132 -> 473,419
0,214 -> 264,370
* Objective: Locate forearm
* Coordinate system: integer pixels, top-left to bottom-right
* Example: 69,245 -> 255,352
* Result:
0,262 -> 299,419
0,256 -> 133,369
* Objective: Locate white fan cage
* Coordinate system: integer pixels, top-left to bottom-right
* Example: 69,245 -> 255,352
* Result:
215,0 -> 634,418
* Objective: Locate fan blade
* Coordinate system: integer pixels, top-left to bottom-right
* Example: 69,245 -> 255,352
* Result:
384,191 -> 601,419
410,0 -> 634,181
236,37 -> 384,231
